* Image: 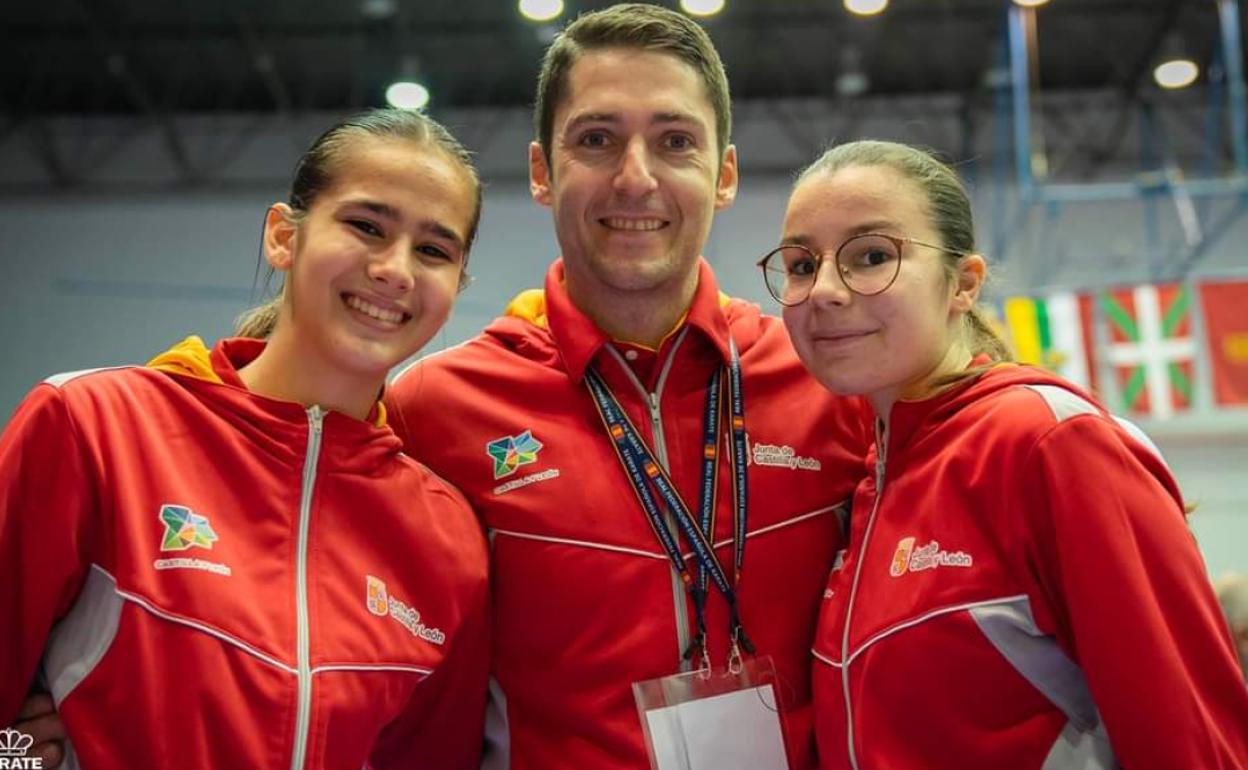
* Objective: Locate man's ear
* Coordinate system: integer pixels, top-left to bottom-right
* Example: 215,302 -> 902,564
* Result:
529,142 -> 553,208
952,254 -> 986,313
263,203 -> 298,271
714,144 -> 739,210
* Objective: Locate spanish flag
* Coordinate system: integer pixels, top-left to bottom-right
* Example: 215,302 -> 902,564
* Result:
1200,279 -> 1248,407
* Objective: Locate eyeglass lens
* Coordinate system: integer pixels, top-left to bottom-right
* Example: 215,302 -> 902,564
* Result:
762,234 -> 902,304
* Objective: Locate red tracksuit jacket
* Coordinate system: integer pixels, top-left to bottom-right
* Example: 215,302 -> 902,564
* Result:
0,337 -> 490,770
812,363 -> 1248,770
387,258 -> 871,769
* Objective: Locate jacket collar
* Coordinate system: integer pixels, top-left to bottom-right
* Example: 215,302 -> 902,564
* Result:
147,334 -> 389,434
543,257 -> 733,383
204,337 -> 386,427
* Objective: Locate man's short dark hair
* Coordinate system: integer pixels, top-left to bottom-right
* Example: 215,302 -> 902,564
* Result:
534,3 -> 732,162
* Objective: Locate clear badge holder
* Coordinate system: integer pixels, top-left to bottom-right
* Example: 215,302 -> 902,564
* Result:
632,654 -> 789,770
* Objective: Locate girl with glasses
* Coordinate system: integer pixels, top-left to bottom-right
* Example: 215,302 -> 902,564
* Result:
0,108 -> 490,769
769,140 -> 1248,769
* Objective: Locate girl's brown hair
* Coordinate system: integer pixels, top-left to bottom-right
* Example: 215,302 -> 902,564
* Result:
235,107 -> 483,339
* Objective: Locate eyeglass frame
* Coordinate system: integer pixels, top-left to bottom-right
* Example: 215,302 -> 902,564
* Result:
755,232 -> 971,306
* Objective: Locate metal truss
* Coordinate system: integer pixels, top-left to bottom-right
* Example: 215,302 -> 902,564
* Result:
997,0 -> 1248,283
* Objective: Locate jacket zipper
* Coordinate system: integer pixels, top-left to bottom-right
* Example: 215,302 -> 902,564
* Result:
606,328 -> 692,669
290,405 -> 324,770
840,418 -> 888,770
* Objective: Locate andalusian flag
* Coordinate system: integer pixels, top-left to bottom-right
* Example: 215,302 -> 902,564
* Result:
1100,283 -> 1195,419
1003,292 -> 1096,390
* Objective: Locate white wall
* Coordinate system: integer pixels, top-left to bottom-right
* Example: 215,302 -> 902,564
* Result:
1152,428 -> 1248,579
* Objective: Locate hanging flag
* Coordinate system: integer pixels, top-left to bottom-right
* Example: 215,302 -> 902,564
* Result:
1100,283 -> 1195,419
1199,279 -> 1248,407
1002,292 -> 1097,391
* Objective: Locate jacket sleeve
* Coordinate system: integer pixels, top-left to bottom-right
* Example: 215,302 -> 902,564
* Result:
1022,415 -> 1248,768
368,583 -> 491,770
384,367 -> 426,454
0,385 -> 97,724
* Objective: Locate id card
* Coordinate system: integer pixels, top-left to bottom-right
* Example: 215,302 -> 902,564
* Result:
632,655 -> 789,770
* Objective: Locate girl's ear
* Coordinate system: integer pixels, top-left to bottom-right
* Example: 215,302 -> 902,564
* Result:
263,203 -> 298,271
952,253 -> 985,313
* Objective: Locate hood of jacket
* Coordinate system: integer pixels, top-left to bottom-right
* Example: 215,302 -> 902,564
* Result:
147,335 -> 401,471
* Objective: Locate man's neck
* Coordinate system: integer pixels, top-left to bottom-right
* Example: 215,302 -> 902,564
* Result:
565,271 -> 699,349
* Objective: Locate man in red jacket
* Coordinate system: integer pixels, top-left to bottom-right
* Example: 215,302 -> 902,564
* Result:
13,4 -> 869,769
382,5 -> 867,768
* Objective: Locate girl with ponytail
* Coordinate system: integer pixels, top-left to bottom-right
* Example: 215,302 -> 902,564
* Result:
758,140 -> 1248,769
0,108 -> 491,769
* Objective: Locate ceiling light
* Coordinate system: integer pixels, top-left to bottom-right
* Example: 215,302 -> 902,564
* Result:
386,82 -> 430,110
1154,32 -> 1199,90
519,0 -> 563,22
1012,0 -> 1050,7
359,0 -> 398,19
836,45 -> 869,97
844,0 -> 887,16
1154,59 -> 1199,89
681,0 -> 725,17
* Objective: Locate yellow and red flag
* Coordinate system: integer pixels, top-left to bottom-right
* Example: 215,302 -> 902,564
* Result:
1199,279 -> 1248,407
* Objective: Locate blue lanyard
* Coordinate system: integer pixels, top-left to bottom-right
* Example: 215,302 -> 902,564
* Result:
584,338 -> 752,670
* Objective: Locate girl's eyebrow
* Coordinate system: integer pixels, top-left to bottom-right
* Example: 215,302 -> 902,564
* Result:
421,220 -> 467,251
780,221 -> 906,249
341,198 -> 466,250
779,234 -> 816,249
341,199 -> 399,221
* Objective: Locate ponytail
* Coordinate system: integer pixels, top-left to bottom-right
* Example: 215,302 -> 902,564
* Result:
926,307 -> 1016,391
234,296 -> 282,340
966,307 -> 1013,362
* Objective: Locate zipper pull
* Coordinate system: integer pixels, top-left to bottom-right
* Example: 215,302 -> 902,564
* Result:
647,393 -> 663,438
308,405 -> 325,434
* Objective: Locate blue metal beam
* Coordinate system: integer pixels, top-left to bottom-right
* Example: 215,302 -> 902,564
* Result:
992,33 -> 1013,261
1008,3 -> 1035,194
1174,195 -> 1248,277
1038,176 -> 1248,203
1219,0 -> 1248,174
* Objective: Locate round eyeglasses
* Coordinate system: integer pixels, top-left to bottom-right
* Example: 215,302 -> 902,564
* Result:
756,233 -> 967,306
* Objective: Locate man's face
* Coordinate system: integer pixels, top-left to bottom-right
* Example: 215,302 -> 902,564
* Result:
529,47 -> 737,308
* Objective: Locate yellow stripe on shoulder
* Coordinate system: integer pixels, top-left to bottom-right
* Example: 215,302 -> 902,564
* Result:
147,336 -> 223,384
505,289 -> 548,330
